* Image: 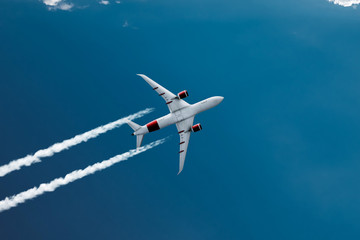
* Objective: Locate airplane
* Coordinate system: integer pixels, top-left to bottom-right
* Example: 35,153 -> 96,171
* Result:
126,74 -> 224,174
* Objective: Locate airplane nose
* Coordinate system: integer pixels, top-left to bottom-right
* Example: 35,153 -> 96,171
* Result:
212,96 -> 224,106
216,96 -> 224,103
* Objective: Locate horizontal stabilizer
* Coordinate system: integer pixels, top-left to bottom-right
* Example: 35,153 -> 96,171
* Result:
126,120 -> 141,131
136,135 -> 144,149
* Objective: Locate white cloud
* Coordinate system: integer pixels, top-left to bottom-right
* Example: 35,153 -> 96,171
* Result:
43,0 -> 62,6
42,0 -> 74,11
328,0 -> 360,7
57,3 -> 74,10
42,0 -> 123,11
99,0 -> 110,5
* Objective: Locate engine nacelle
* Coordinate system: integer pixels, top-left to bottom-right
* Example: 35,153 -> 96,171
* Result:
177,90 -> 189,99
192,123 -> 202,132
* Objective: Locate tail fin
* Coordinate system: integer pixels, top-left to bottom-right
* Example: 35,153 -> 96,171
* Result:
126,120 -> 144,149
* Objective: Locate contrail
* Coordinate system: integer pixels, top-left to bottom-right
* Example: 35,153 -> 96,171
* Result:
0,108 -> 153,177
0,139 -> 165,213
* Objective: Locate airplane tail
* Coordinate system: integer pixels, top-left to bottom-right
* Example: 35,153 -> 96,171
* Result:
135,135 -> 144,149
127,120 -> 141,132
126,120 -> 144,149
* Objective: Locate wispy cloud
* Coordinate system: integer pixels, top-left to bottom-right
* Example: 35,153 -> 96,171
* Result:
41,0 -> 126,11
122,20 -> 129,28
0,139 -> 166,213
57,3 -> 74,10
42,0 -> 74,11
0,108 -> 153,177
122,20 -> 138,30
99,0 -> 110,5
328,0 -> 360,7
43,0 -> 62,6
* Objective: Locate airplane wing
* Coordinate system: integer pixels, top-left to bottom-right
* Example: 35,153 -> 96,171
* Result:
137,74 -> 190,112
176,117 -> 194,174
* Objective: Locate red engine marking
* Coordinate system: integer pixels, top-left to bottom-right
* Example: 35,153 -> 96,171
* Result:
179,150 -> 184,154
192,124 -> 202,132
179,141 -> 185,145
178,90 -> 188,99
166,101 -> 173,104
146,120 -> 160,132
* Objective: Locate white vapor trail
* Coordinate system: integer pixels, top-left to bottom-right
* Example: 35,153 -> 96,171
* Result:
0,108 -> 153,177
0,139 -> 165,213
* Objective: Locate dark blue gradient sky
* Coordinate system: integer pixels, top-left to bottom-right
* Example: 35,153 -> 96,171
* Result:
1,0 -> 360,239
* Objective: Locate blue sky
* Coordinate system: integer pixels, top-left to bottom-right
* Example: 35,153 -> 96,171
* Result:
1,0 -> 360,239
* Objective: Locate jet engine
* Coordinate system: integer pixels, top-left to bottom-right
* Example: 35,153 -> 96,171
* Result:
192,123 -> 202,132
177,90 -> 189,99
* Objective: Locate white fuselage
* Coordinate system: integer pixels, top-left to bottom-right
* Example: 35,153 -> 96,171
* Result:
134,96 -> 224,135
